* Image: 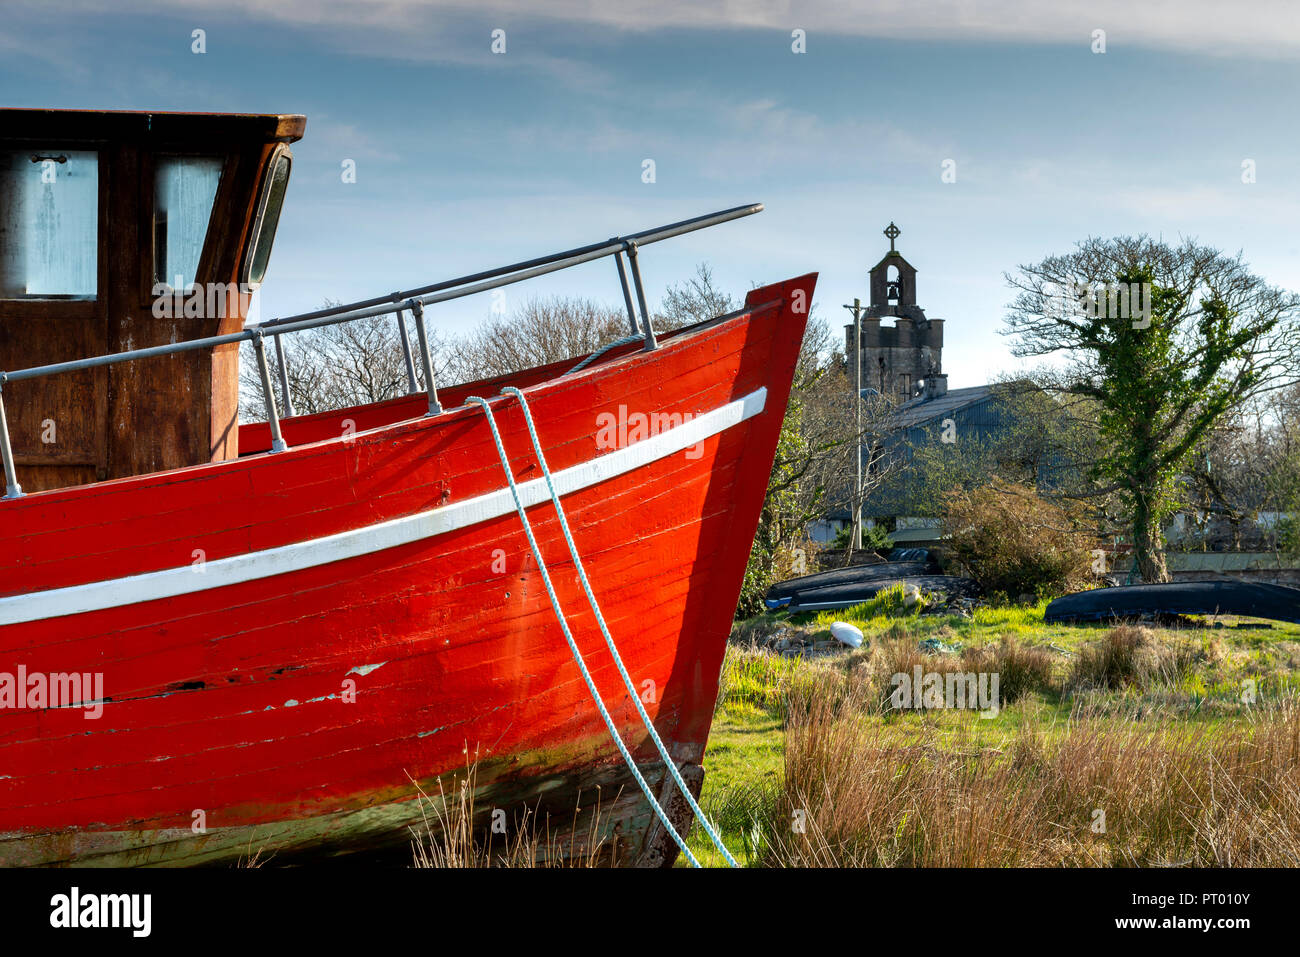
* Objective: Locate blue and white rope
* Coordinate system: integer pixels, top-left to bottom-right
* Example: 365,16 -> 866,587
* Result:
502,385 -> 737,867
564,335 -> 644,375
467,393 -> 719,867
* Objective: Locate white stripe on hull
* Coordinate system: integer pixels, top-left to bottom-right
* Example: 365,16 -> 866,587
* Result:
0,388 -> 766,626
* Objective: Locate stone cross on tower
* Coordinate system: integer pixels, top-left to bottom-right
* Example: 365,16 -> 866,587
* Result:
884,221 -> 900,252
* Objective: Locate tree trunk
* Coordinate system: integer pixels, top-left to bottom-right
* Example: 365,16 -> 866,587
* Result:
1132,493 -> 1170,583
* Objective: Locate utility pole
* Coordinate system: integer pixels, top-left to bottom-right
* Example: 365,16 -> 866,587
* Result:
842,297 -> 866,551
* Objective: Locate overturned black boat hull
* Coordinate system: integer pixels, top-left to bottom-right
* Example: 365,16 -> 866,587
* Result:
1044,580 -> 1300,625
765,562 -> 932,609
782,575 -> 981,613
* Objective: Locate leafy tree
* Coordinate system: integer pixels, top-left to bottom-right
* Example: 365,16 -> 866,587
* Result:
832,521 -> 892,552
1003,237 -> 1299,581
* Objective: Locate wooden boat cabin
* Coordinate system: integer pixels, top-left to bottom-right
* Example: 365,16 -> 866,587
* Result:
0,109 -> 304,494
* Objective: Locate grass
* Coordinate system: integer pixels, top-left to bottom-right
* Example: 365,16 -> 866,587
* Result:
398,590 -> 1300,867
408,764 -> 612,868
770,688 -> 1300,866
689,707 -> 785,868
812,597 -> 1095,647
744,596 -> 1300,673
689,601 -> 1300,866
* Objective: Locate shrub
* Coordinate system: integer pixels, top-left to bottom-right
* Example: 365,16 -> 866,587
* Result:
942,481 -> 1096,602
832,522 -> 893,553
962,637 -> 1056,704
1070,624 -> 1196,691
869,634 -> 967,711
1277,513 -> 1300,557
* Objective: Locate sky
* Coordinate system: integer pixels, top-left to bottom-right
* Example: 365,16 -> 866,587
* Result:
3,0 -> 1299,387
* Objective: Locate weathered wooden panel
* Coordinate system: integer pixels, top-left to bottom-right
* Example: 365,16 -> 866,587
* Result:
0,110 -> 303,493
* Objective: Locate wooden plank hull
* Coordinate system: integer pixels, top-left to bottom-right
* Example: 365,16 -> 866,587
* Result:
0,275 -> 815,866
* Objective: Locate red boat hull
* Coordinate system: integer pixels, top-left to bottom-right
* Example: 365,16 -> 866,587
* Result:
0,275 -> 815,866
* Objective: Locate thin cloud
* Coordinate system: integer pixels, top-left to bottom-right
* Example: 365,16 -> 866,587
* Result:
12,0 -> 1300,59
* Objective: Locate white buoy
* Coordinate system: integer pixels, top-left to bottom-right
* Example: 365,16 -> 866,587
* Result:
830,621 -> 864,648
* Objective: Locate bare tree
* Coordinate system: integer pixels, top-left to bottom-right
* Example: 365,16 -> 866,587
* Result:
797,363 -> 904,556
239,304 -> 452,421
1183,383 -> 1300,551
444,296 -> 631,382
244,263 -> 779,421
442,263 -> 739,384
656,262 -> 735,326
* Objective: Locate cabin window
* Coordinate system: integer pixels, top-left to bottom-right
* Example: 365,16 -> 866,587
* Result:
243,146 -> 291,287
0,150 -> 99,300
153,156 -> 222,290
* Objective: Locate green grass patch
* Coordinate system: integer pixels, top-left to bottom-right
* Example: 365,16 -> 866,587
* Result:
687,607 -> 1300,866
687,704 -> 785,867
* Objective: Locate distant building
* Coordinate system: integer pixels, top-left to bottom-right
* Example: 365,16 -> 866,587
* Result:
815,382 -> 1031,545
816,225 -> 1032,546
862,382 -> 1031,541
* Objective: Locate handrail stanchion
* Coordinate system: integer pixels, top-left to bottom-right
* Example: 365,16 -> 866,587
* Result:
395,307 -> 419,393
625,240 -> 657,351
252,333 -> 288,452
0,377 -> 22,499
273,334 -> 296,419
409,300 -> 442,416
613,246 -> 639,337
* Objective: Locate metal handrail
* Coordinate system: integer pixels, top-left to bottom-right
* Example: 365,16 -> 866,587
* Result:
255,202 -> 760,331
0,203 -> 763,498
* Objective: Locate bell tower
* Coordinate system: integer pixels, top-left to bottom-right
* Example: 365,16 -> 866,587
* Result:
846,222 -> 946,402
